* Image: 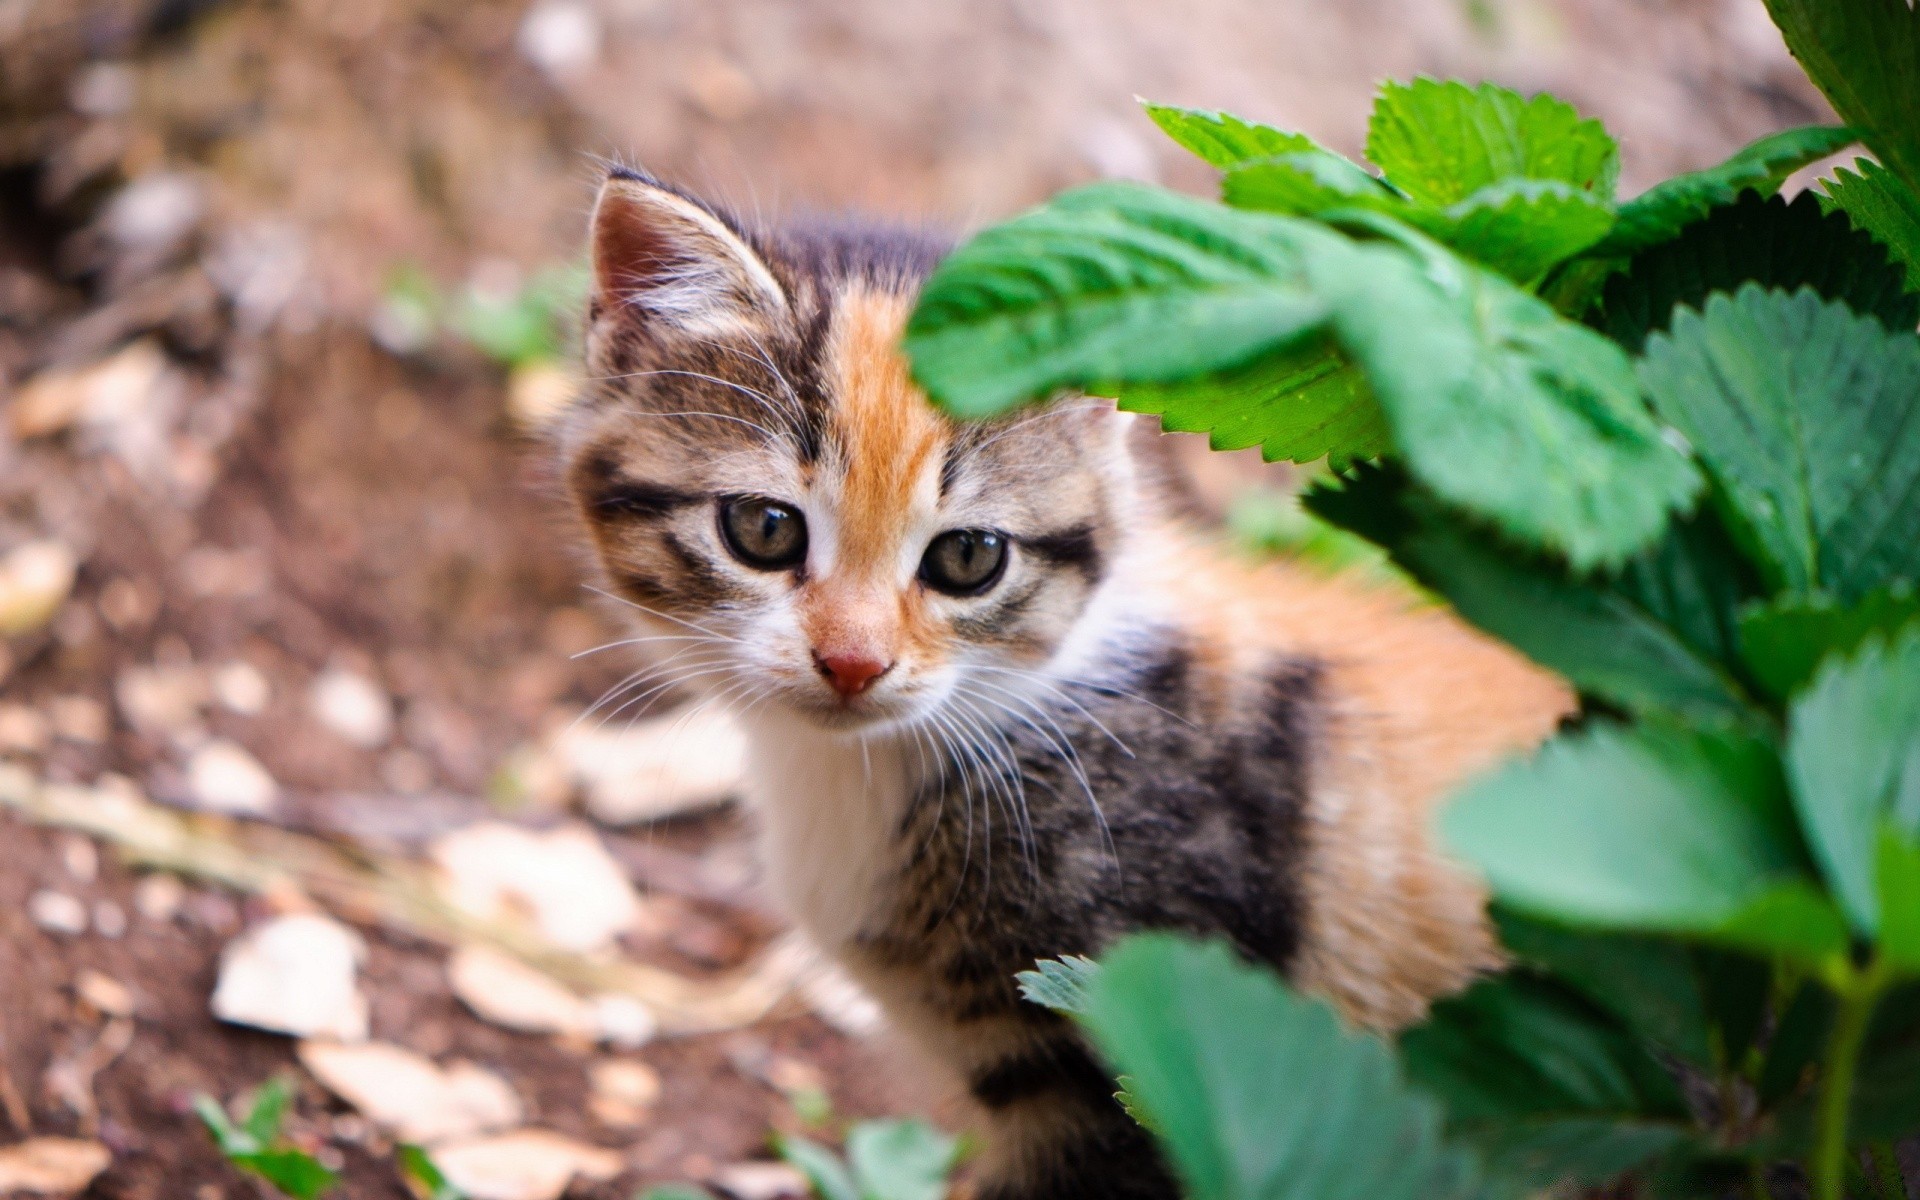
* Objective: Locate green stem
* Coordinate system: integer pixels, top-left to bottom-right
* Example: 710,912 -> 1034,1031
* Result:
1868,1141 -> 1906,1200
1811,961 -> 1889,1200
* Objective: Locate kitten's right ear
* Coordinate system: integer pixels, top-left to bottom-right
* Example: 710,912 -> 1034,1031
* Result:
589,173 -> 786,337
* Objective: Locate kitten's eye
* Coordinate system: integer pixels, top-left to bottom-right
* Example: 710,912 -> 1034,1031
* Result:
719,496 -> 808,570
920,529 -> 1009,596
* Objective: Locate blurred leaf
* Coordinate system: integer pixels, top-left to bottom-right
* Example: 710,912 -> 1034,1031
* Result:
232,1150 -> 338,1200
1494,911 -> 1715,1064
1078,935 -> 1485,1200
1592,125 -> 1856,258
1226,487 -> 1398,581
845,1120 -> 959,1200
1414,178 -> 1615,282
194,1093 -> 257,1158
777,1135 -> 859,1200
1763,0 -> 1920,197
1737,587 -> 1920,700
398,1145 -> 464,1200
1757,981 -> 1834,1107
1444,721 -> 1837,958
634,1189 -> 714,1200
1875,825 -> 1920,971
1786,627 -> 1920,934
1639,287 -> 1920,601
1016,955 -> 1101,1015
195,1081 -> 338,1200
245,1077 -> 294,1146
1821,157 -> 1920,293
1597,191 -> 1919,350
1365,79 -> 1619,206
1144,103 -> 1317,169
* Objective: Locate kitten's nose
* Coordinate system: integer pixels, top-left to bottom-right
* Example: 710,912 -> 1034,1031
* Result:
814,651 -> 891,697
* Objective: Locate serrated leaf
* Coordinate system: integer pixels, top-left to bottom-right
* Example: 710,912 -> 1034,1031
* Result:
1016,955 -> 1100,1015
1822,157 -> 1920,293
1764,0 -> 1920,197
1638,287 -> 1920,601
1876,826 -> 1920,970
906,183 -> 1335,419
1079,935 -> 1485,1200
1737,587 -> 1920,700
1592,125 -> 1856,258
1118,338 -> 1389,465
1400,975 -> 1689,1193
1310,220 -> 1698,569
778,1134 -> 860,1200
1366,79 -> 1619,207
846,1120 -> 958,1200
1597,190 -> 1919,350
1416,178 -> 1615,282
1222,150 -> 1398,215
1493,911 -> 1715,1064
1143,103 -> 1317,169
1444,722 -> 1827,956
1785,626 -> 1920,935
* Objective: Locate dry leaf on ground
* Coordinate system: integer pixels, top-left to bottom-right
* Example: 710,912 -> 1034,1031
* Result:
429,1129 -> 623,1200
211,913 -> 368,1040
297,1040 -> 521,1145
0,1137 -> 111,1195
430,821 -> 641,953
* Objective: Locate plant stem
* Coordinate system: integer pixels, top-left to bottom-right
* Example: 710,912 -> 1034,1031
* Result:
1811,961 -> 1888,1200
1868,1141 -> 1907,1200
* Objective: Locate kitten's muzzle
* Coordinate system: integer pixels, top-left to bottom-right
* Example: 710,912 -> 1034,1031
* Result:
813,650 -> 892,698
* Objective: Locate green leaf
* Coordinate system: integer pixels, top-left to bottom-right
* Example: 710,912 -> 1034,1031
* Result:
1596,190 -> 1919,350
1222,150 -> 1398,215
1494,911 -> 1715,1065
194,1093 -> 259,1158
1416,179 -> 1615,282
1592,125 -> 1856,258
1763,0 -> 1920,197
244,1077 -> 294,1147
1737,587 -> 1920,700
1079,935 -> 1484,1200
1116,338 -> 1390,465
1876,825 -> 1920,970
777,1134 -> 860,1200
1400,974 -> 1690,1192
635,1189 -> 714,1200
1311,220 -> 1698,569
1638,287 -> 1920,601
1785,626 -> 1920,934
1016,955 -> 1101,1015
845,1120 -> 959,1200
1143,103 -> 1317,169
231,1150 -> 338,1200
398,1145 -> 465,1200
1757,980 -> 1834,1106
906,183 -> 1335,419
1444,721 -> 1827,956
1365,79 -> 1619,207
1822,157 -> 1920,293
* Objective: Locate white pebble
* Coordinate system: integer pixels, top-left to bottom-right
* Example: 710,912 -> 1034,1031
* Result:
211,661 -> 270,716
186,739 -> 279,815
29,890 -> 89,935
310,669 -> 393,749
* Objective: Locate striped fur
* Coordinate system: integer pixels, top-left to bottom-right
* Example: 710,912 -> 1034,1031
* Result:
555,172 -> 1573,1198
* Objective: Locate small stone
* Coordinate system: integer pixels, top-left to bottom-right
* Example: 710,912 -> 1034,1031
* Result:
586,1059 -> 660,1128
74,969 -> 134,1018
48,695 -> 108,744
211,661 -> 270,716
104,172 -> 203,255
430,822 -> 641,953
517,1 -> 601,76
0,703 -> 50,755
211,913 -> 369,1041
0,540 -> 78,636
29,890 -> 89,935
8,342 -> 169,441
711,1161 -> 809,1200
116,664 -> 209,734
430,1130 -> 623,1200
92,901 -> 127,939
310,668 -> 393,748
0,1137 -> 112,1194
297,1040 -> 521,1145
133,873 -> 184,922
60,835 -> 99,882
589,994 -> 657,1049
186,739 -> 278,816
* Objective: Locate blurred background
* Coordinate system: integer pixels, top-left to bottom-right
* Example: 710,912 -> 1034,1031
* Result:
0,2 -> 1832,1197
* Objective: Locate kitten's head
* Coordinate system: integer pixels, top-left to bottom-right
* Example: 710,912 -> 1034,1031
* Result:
557,170 -> 1137,734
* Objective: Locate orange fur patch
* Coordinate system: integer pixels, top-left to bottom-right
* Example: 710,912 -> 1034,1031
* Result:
828,288 -> 946,574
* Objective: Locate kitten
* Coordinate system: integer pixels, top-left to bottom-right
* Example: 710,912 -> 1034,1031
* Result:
554,168 -> 1572,1199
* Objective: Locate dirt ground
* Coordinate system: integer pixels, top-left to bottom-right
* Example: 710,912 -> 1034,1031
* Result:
0,0 -> 1844,1197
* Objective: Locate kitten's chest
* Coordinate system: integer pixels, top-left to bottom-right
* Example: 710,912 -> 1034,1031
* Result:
737,723 -> 919,950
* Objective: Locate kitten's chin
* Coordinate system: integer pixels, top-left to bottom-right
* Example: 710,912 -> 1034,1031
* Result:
770,689 -> 929,737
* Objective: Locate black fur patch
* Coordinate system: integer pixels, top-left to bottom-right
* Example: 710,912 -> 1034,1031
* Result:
1022,524 -> 1103,581
594,481 -> 702,520
970,1037 -> 1116,1110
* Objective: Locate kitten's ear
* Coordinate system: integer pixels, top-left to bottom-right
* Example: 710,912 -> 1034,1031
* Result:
589,173 -> 786,336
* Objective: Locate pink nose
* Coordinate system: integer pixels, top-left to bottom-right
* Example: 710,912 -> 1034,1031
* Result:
814,652 -> 891,697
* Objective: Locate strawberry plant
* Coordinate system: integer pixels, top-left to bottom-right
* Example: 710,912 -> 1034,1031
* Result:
905,1 -> 1920,1197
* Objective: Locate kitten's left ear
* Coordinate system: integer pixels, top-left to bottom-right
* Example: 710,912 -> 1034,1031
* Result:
589,172 -> 786,336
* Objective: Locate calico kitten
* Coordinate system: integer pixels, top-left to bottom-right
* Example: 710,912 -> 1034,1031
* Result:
554,168 -> 1572,1199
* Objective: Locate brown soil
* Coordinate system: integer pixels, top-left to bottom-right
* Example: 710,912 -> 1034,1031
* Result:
0,0 -> 1846,1196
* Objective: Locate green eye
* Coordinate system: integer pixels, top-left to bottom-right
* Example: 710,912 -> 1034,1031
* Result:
719,496 -> 808,570
920,528 -> 1009,596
